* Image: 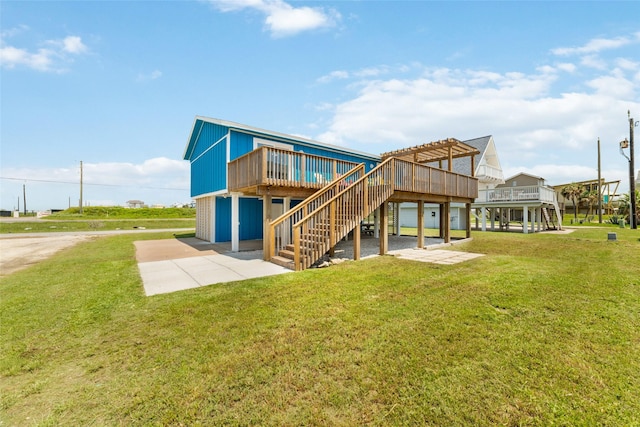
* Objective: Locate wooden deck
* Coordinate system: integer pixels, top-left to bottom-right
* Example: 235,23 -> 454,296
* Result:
228,147 -> 478,270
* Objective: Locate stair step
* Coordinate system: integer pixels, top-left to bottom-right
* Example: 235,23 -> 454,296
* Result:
278,249 -> 295,260
271,256 -> 295,270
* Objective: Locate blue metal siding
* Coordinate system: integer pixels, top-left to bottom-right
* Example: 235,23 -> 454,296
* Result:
190,122 -> 229,197
229,131 -> 255,161
239,198 -> 263,240
215,196 -> 231,242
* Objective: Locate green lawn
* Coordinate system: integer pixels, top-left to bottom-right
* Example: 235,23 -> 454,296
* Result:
0,219 -> 195,234
1,229 -> 639,425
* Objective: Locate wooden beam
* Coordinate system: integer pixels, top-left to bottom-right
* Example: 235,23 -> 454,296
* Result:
444,201 -> 451,243
465,202 -> 472,239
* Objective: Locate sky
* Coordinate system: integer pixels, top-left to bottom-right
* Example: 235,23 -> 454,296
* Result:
1,0 -> 639,212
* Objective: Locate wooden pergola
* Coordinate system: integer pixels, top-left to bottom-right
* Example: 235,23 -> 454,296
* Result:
381,137 -> 480,175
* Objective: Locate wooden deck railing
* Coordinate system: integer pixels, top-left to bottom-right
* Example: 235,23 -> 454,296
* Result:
267,163 -> 365,260
291,158 -> 478,270
477,185 -> 557,204
228,146 -> 360,192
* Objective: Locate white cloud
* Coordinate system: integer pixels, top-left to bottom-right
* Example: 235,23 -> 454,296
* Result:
0,30 -> 89,72
316,70 -> 349,84
313,54 -> 639,190
137,69 -> 163,82
207,0 -> 340,37
551,34 -> 636,56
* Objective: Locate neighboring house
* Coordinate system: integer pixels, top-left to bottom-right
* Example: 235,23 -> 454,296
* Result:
184,116 -> 479,270
398,135 -> 504,231
126,200 -> 145,208
474,172 -> 563,233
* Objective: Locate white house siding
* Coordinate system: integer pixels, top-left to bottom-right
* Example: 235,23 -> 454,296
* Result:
399,203 -> 468,230
195,196 -> 214,242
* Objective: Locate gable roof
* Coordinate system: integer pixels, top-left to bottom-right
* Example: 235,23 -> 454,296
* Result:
184,116 -> 381,162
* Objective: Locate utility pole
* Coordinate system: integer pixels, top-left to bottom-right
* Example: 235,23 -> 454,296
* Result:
629,111 -> 637,229
80,160 -> 84,215
597,138 -> 602,223
23,184 -> 27,216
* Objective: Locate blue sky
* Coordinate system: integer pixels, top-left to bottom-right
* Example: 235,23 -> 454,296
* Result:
1,0 -> 639,211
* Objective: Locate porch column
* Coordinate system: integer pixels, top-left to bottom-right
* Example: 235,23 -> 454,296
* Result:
537,208 -> 543,232
417,200 -> 425,248
439,204 -> 445,238
530,208 -> 536,233
481,206 -> 487,231
231,192 -> 240,252
395,203 -> 401,236
379,202 -> 388,255
465,202 -> 472,238
522,206 -> 528,234
443,202 -> 451,243
283,197 -> 291,213
262,195 -> 272,261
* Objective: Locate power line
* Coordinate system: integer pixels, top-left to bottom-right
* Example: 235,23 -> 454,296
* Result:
0,176 -> 188,191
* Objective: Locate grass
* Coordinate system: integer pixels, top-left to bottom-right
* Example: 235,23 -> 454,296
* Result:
0,219 -> 195,234
1,229 -> 639,425
0,207 -> 195,234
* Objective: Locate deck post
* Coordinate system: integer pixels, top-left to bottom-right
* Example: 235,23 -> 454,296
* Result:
329,200 -> 336,257
417,200 -> 424,248
444,201 -> 451,243
380,202 -> 388,255
465,202 -> 472,238
231,192 -> 240,252
438,204 -> 445,238
353,221 -> 361,260
263,194 -> 272,261
395,202 -> 401,236
522,206 -> 529,234
373,207 -> 380,239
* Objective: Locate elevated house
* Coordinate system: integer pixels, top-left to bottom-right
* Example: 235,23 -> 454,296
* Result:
183,116 -> 479,270
474,172 -> 563,233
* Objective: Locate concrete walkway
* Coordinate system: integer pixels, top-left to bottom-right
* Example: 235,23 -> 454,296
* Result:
136,235 -> 484,296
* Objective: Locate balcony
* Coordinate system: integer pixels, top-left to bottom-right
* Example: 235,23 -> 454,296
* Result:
476,185 -> 557,204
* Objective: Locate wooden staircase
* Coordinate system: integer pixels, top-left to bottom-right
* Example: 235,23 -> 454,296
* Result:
268,163 -> 366,270
270,158 -> 395,270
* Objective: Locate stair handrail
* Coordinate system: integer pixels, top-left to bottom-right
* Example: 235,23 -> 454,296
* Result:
292,158 -> 396,270
267,163 -> 365,260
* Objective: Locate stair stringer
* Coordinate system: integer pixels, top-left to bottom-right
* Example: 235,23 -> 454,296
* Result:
292,158 -> 395,271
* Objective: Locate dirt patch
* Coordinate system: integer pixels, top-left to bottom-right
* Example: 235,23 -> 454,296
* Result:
0,235 -> 94,276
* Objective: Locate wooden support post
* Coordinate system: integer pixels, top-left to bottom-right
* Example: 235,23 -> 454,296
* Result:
354,221 -> 361,260
439,204 -> 445,238
444,201 -> 451,243
380,202 -> 388,255
263,194 -> 272,261
329,200 -> 336,257
293,226 -> 301,271
417,200 -> 424,248
465,202 -> 472,238
523,206 -> 529,234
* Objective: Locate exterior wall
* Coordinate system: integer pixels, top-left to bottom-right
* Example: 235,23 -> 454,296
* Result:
499,174 -> 543,188
189,122 -> 229,197
399,203 -> 467,230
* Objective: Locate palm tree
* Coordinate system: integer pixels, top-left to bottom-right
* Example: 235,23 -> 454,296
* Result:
581,190 -> 599,218
561,183 -> 584,220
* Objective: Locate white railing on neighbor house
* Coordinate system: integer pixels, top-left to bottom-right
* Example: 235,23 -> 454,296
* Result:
476,185 -> 557,204
476,164 -> 504,183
